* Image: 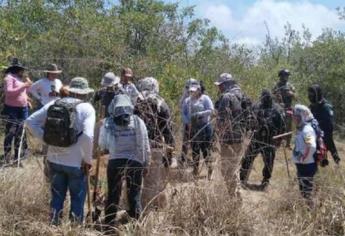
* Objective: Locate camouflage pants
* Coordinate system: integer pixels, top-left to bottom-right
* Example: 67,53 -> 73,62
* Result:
220,143 -> 243,197
142,149 -> 169,209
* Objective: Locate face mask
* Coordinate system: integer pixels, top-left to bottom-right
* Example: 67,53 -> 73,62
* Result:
113,114 -> 131,126
308,91 -> 317,104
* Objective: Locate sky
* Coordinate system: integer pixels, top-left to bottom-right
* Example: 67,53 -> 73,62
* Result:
165,0 -> 345,45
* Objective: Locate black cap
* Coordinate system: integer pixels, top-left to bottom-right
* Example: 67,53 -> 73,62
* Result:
278,69 -> 290,77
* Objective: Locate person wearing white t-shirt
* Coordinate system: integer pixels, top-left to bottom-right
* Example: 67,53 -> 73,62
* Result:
292,104 -> 317,202
29,64 -> 63,107
26,77 -> 95,225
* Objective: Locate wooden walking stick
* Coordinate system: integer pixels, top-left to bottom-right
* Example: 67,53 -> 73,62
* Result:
17,124 -> 26,167
86,168 -> 93,224
273,132 -> 292,178
90,105 -> 106,222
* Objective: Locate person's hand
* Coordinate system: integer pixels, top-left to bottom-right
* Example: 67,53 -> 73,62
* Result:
143,167 -> 149,177
23,76 -> 32,87
27,101 -> 33,110
82,162 -> 93,175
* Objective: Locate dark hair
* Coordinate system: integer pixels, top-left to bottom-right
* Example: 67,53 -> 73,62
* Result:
5,66 -> 24,75
199,80 -> 206,94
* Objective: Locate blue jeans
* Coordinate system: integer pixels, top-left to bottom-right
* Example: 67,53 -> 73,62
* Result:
105,159 -> 144,225
295,163 -> 317,199
48,162 -> 87,225
3,105 -> 28,160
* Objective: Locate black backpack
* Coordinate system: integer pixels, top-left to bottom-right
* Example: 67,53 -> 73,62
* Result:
43,98 -> 83,147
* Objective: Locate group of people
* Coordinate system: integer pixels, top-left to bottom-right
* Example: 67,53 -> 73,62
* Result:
1,58 -> 341,227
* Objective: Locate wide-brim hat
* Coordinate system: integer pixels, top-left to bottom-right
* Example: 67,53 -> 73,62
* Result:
43,63 -> 62,74
67,77 -> 94,95
101,72 -> 120,87
5,58 -> 26,72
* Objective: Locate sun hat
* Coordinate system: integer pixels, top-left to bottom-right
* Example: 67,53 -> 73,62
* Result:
67,77 -> 94,95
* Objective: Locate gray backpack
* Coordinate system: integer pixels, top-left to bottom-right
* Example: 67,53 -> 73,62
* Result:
43,98 -> 83,147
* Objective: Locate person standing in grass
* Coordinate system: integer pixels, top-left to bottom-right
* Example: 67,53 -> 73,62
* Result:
93,72 -> 123,118
2,58 -> 32,164
98,94 -> 150,225
29,63 -> 63,109
183,83 -> 214,179
26,77 -> 95,225
214,73 -> 245,197
308,84 -> 340,165
179,78 -> 200,167
292,104 -> 317,204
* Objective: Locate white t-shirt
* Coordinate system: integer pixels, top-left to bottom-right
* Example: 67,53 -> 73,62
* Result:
29,78 -> 63,105
25,99 -> 95,168
292,124 -> 317,164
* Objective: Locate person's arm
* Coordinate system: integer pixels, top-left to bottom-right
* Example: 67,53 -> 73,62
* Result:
140,118 -> 151,166
28,80 -> 42,101
194,95 -> 214,118
159,104 -> 175,146
182,98 -> 190,124
4,76 -> 30,96
81,105 -> 96,165
25,103 -> 50,142
300,130 -> 315,162
217,95 -> 231,123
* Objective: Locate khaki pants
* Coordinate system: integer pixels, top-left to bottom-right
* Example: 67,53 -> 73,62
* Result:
220,143 -> 243,197
142,149 -> 169,209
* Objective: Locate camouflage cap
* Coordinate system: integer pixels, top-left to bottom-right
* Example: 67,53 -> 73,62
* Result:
68,77 -> 94,95
214,73 -> 234,86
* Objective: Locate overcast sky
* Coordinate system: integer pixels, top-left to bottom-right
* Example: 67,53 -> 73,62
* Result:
165,0 -> 345,45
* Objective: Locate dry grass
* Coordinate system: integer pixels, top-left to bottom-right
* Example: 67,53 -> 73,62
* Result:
0,138 -> 344,236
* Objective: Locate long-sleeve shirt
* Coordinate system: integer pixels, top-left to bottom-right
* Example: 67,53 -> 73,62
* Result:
121,82 -> 142,106
29,78 -> 63,105
182,94 -> 214,125
292,124 -> 316,164
4,73 -> 30,107
25,99 -> 95,167
309,99 -> 334,136
98,115 -> 151,166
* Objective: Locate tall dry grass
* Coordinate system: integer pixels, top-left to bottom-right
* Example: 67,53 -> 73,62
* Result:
0,140 -> 344,235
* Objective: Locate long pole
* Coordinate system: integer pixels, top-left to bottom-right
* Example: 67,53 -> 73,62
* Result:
86,171 -> 92,224
282,145 -> 291,178
17,125 -> 26,168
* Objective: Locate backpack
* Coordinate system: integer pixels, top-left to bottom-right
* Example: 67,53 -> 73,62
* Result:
309,119 -> 329,167
43,98 -> 83,147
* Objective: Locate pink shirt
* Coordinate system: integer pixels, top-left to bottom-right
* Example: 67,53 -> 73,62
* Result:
4,73 -> 30,107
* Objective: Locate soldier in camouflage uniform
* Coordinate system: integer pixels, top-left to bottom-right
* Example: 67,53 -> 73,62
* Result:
272,69 -> 296,148
214,73 -> 245,197
240,90 -> 285,190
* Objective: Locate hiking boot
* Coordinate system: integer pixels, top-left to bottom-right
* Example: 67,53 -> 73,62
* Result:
259,179 -> 270,191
